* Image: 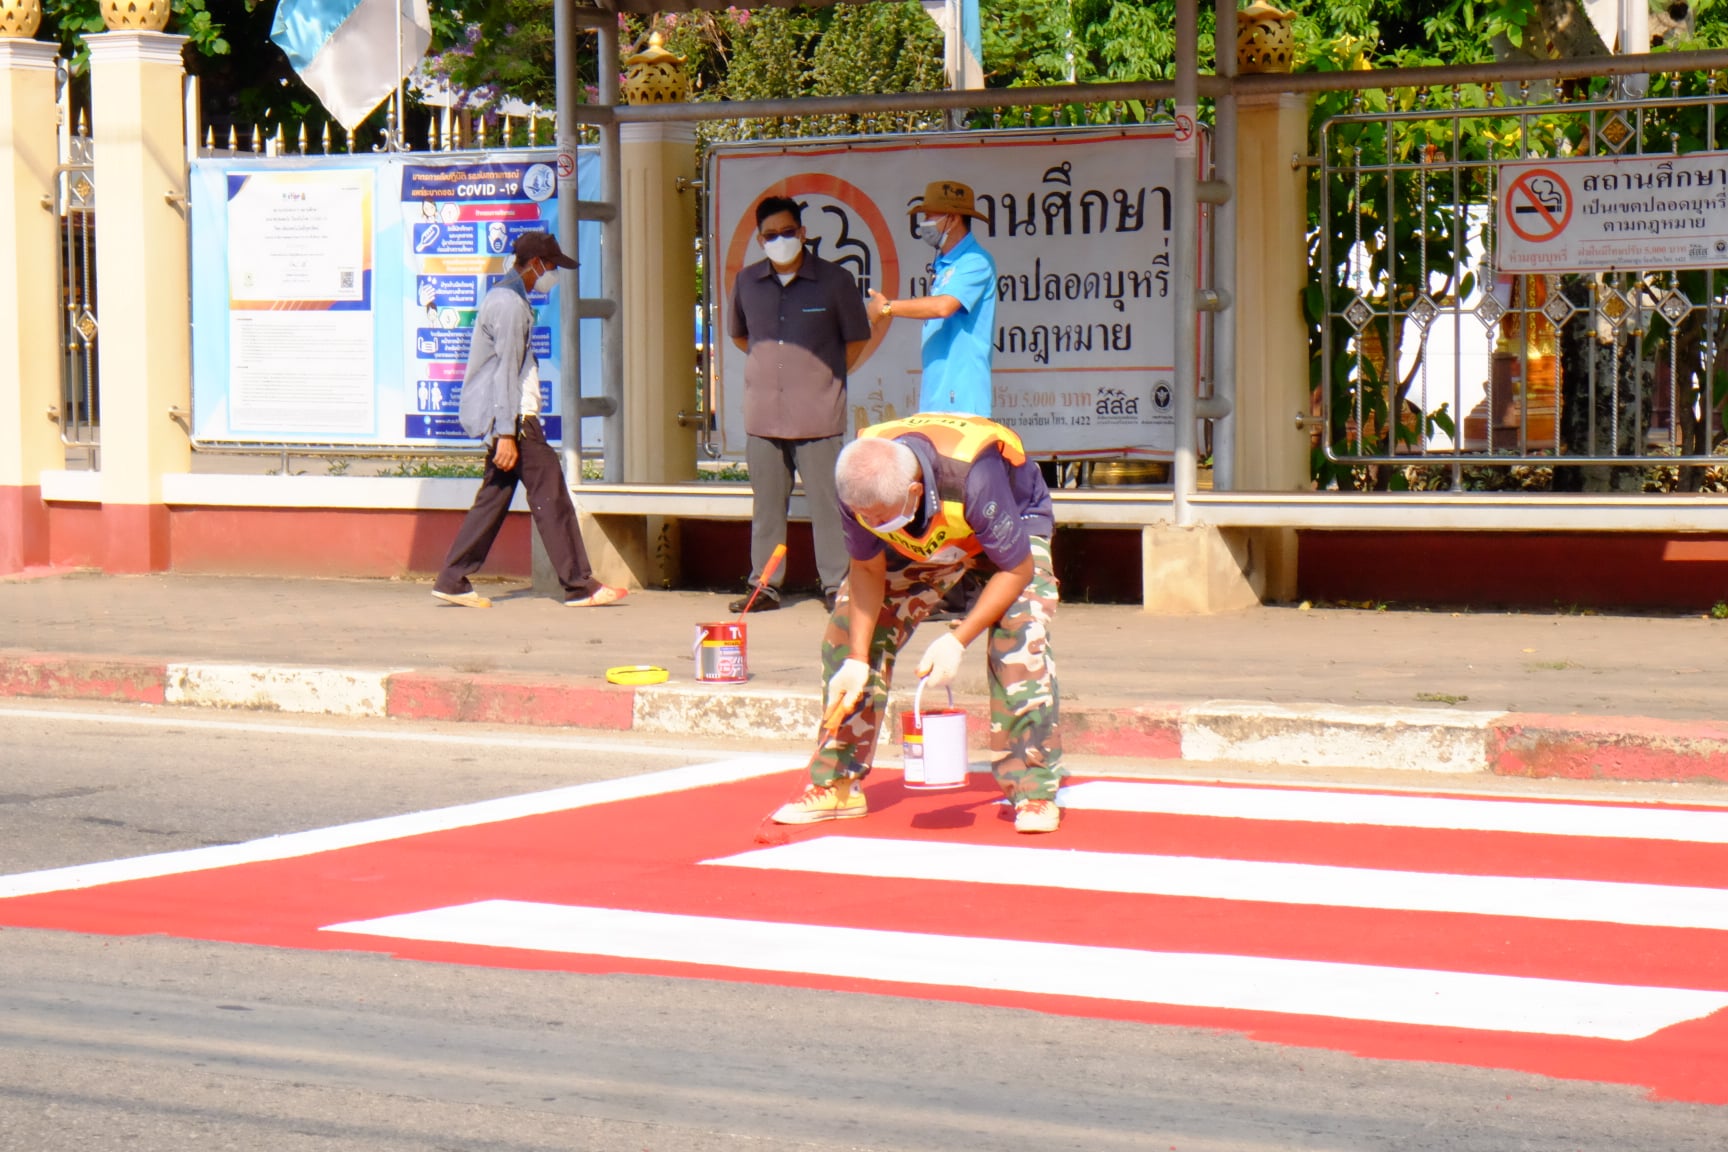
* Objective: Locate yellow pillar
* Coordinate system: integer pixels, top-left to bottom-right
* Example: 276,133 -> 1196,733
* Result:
1232,91 -> 1312,495
619,121 -> 698,483
1140,90 -> 1310,612
1229,90 -> 1313,604
0,38 -> 63,573
87,31 -> 190,572
577,121 -> 699,589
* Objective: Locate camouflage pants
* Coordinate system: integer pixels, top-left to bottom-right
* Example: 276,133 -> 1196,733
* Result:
813,535 -> 1062,801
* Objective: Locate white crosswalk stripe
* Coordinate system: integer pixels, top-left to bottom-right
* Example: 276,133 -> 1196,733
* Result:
704,836 -> 1728,930
322,900 -> 1728,1040
1055,779 -> 1728,841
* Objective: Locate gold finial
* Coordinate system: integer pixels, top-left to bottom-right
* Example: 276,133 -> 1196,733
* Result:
0,0 -> 43,38
99,0 -> 170,30
622,30 -> 689,105
1237,2 -> 1297,75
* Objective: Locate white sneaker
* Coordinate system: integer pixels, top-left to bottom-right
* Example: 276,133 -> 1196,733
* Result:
1014,798 -> 1060,834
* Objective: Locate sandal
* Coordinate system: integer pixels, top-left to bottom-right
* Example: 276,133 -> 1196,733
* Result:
565,586 -> 628,608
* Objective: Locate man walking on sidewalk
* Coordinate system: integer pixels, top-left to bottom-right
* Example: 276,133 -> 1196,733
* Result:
432,231 -> 625,610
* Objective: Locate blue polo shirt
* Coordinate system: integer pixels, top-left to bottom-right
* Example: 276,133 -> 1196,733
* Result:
920,231 -> 996,416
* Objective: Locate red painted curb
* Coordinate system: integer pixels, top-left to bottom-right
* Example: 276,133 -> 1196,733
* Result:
0,651 -> 167,704
1063,704 -> 1185,760
1488,713 -> 1728,784
384,671 -> 636,730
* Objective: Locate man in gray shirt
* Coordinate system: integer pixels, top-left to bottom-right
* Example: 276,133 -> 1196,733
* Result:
432,231 -> 625,609
728,195 -> 872,613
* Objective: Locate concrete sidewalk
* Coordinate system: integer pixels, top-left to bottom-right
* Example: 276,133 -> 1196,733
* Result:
3,570 -> 1727,782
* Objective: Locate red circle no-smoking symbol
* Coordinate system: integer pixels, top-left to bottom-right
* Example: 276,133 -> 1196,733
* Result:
1504,168 -> 1572,244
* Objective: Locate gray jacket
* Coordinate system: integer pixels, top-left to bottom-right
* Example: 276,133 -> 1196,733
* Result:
457,270 -> 536,441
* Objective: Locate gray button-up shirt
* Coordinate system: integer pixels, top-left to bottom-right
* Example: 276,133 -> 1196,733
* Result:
729,251 -> 871,440
457,270 -> 535,441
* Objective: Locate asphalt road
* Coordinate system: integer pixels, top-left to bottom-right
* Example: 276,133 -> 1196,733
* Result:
4,701 -> 1727,1151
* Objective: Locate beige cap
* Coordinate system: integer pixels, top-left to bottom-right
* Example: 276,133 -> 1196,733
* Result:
911,179 -> 986,219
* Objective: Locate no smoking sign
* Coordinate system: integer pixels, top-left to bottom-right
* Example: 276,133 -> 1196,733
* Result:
1503,168 -> 1572,244
1498,152 -> 1728,273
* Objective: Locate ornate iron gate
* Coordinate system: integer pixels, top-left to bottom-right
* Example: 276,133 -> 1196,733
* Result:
1318,75 -> 1728,489
53,126 -> 98,452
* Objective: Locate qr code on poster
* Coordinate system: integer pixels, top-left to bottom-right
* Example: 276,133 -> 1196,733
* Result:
339,269 -> 356,290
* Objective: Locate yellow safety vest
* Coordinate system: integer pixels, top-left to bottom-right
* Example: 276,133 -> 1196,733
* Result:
856,414 -> 1027,562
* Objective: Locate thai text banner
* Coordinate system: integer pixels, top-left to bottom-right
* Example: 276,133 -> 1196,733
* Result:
709,127 -> 1190,458
1497,151 -> 1728,274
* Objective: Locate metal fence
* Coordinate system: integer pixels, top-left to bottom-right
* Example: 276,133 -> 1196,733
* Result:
52,123 -> 98,453
1318,74 -> 1728,490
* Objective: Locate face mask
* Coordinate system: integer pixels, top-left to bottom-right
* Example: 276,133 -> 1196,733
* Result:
916,214 -> 947,249
763,235 -> 802,266
536,267 -> 559,291
870,494 -> 917,534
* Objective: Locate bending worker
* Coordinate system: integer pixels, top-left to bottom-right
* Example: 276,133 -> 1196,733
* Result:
771,412 -> 1064,834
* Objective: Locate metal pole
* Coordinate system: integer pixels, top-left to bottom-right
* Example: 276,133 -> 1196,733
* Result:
1172,0 -> 1198,526
183,74 -> 199,166
597,20 -> 624,483
590,45 -> 1728,126
554,0 -> 582,480
1209,0 -> 1237,492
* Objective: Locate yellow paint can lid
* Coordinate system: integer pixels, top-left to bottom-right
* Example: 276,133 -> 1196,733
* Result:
605,664 -> 669,686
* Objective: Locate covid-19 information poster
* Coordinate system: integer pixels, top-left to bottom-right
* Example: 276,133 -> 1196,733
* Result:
400,160 -> 563,441
188,149 -> 601,449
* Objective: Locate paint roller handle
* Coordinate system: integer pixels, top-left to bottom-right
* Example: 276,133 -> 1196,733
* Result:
912,675 -> 954,724
760,543 -> 787,583
735,544 -> 789,619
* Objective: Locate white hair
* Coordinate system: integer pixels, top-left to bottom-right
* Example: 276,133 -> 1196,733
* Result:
835,436 -> 919,509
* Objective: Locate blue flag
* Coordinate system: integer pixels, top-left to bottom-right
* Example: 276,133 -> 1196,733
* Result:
271,0 -> 432,131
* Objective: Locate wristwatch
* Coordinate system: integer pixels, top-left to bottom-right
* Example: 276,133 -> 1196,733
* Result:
880,299 -> 894,319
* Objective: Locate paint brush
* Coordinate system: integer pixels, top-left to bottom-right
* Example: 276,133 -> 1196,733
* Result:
754,697 -> 851,846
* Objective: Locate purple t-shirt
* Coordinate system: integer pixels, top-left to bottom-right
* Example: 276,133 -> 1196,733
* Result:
840,435 -> 1054,569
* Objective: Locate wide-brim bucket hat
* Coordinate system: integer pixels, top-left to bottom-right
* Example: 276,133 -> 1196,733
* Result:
911,180 -> 986,219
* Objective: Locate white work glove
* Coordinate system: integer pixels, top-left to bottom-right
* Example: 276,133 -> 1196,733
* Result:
827,658 -> 872,713
916,632 -> 966,689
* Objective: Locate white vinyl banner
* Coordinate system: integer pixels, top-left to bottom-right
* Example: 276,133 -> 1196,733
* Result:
1497,151 -> 1728,273
709,127 -> 1186,457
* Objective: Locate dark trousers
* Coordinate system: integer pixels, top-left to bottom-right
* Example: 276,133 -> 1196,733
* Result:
434,416 -> 600,600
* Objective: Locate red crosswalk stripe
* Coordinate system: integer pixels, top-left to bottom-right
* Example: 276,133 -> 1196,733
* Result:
4,760 -> 1728,1104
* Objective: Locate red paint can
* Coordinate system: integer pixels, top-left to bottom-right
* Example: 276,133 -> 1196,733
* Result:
693,621 -> 747,683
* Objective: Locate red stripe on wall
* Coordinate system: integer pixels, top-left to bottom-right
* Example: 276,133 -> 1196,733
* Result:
1298,530 -> 1728,611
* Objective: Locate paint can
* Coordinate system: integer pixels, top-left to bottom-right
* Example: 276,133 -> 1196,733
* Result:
901,679 -> 968,790
693,621 -> 748,683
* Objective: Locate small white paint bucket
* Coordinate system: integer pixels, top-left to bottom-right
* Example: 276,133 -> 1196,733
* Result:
902,679 -> 968,790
